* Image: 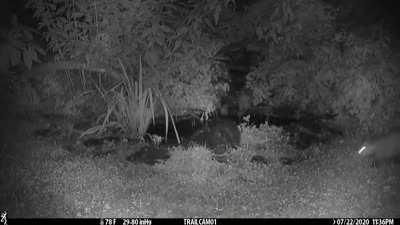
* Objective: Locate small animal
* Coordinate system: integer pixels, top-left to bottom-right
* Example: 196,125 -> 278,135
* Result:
358,131 -> 400,167
189,119 -> 240,154
144,133 -> 163,146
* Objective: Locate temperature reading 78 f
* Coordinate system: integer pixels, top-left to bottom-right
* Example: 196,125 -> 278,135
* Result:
102,218 -> 116,225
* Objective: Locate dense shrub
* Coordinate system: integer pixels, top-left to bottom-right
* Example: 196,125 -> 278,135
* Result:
0,15 -> 44,73
25,0 -> 400,134
154,145 -> 229,190
239,117 -> 294,159
27,0 -> 230,117
243,0 -> 400,133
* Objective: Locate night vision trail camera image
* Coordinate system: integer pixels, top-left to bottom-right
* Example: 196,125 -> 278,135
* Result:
0,0 -> 400,219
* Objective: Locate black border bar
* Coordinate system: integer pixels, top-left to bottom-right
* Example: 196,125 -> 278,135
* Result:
5,218 -> 399,225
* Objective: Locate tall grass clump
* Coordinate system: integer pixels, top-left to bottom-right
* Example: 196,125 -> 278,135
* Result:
112,59 -> 155,138
82,58 -> 180,143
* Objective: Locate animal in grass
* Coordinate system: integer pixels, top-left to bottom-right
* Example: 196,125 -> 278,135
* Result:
358,130 -> 400,167
189,119 -> 240,154
143,133 -> 163,146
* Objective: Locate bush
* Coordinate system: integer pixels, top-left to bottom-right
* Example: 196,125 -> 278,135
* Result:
0,15 -> 44,73
239,117 -> 294,159
154,145 -> 224,186
244,0 -> 400,133
27,0 -> 230,117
